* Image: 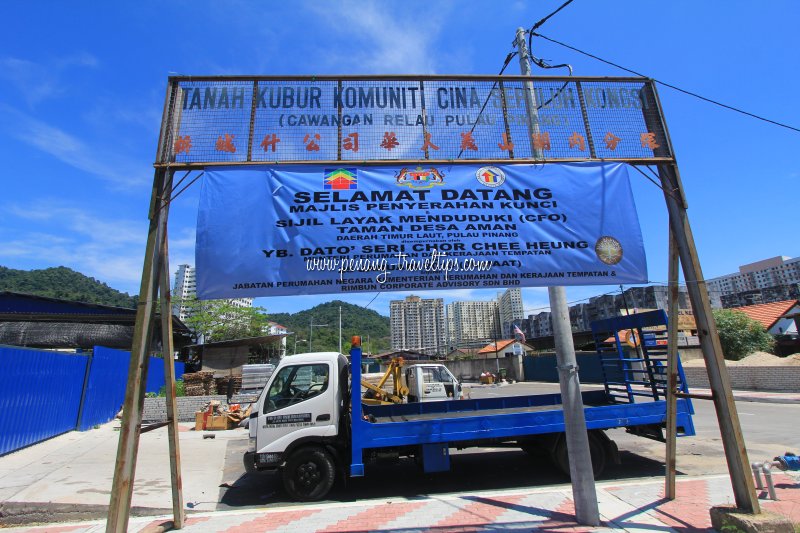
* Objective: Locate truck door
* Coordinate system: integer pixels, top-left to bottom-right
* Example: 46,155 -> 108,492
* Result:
258,362 -> 335,451
406,367 -> 419,402
419,366 -> 448,402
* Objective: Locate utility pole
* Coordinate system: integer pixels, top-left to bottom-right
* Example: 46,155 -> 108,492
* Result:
338,305 -> 342,354
515,27 -> 600,526
494,305 -> 501,373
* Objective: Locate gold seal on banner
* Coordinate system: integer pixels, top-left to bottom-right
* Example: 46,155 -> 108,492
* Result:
595,236 -> 623,265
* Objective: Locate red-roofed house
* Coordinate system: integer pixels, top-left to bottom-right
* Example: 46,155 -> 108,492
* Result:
477,339 -> 534,359
730,300 -> 799,337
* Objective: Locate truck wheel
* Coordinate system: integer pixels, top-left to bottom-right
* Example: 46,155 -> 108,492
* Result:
282,447 -> 336,501
552,431 -> 607,478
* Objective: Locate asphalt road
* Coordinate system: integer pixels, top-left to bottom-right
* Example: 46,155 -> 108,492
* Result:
215,383 -> 799,511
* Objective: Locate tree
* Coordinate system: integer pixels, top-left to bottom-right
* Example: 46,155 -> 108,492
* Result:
177,297 -> 270,342
268,300 -> 390,354
712,309 -> 775,360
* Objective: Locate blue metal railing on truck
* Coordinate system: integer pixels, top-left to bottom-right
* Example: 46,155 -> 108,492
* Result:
590,310 -> 692,407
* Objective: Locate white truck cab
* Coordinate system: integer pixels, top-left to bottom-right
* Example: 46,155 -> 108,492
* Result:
406,364 -> 462,402
246,352 -> 347,499
245,352 -> 462,500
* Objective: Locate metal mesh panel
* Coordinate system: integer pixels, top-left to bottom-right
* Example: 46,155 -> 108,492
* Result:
579,81 -> 669,160
170,81 -> 254,164
158,76 -> 673,165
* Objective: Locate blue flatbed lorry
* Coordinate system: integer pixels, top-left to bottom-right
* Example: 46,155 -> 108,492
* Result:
245,310 -> 695,501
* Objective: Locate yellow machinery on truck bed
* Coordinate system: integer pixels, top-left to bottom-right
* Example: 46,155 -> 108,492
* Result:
361,358 -> 408,405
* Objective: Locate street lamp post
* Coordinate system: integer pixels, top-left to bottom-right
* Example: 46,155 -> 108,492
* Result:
293,337 -> 307,355
309,319 -> 329,352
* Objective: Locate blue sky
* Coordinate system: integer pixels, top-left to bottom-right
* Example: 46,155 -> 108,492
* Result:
1,1 -> 798,318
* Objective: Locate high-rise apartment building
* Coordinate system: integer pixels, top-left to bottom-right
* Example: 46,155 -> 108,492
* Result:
498,288 -> 524,338
173,264 -> 196,322
446,300 -> 499,350
172,264 -> 254,322
706,256 -> 800,308
389,295 -> 446,356
526,285 -> 692,340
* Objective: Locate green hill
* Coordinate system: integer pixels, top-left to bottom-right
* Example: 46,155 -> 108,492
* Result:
0,266 -> 138,308
269,300 -> 390,355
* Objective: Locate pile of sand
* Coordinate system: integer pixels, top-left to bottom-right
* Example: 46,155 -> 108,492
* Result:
681,351 -> 800,367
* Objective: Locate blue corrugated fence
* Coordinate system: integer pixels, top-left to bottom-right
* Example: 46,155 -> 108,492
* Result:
146,358 -> 185,394
0,345 -> 186,454
0,346 -> 87,455
77,346 -> 130,431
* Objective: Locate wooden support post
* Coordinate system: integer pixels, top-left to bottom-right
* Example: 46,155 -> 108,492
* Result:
658,163 -> 760,513
107,168 -> 172,532
665,227 -> 679,499
158,192 -> 185,528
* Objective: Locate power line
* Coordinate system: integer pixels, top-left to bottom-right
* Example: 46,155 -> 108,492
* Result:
363,291 -> 382,310
455,49 -> 517,160
518,279 -> 744,316
526,0 -> 576,76
529,0 -> 576,34
532,32 -> 800,134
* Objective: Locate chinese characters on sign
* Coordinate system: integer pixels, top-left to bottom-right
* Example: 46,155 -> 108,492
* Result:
215,134 -> 236,153
197,130 -> 661,157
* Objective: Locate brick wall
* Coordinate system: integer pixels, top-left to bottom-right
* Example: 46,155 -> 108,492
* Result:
143,394 -> 256,423
683,366 -> 800,392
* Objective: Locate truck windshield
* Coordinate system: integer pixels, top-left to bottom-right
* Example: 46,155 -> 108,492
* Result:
264,363 -> 329,413
423,367 -> 450,383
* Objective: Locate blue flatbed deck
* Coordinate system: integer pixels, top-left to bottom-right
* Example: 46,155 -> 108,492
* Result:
350,386 -> 694,476
359,390 -> 694,445
349,310 -> 696,477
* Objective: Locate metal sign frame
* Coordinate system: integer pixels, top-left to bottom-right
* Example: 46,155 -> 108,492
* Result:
155,74 -> 676,168
105,73 -> 760,532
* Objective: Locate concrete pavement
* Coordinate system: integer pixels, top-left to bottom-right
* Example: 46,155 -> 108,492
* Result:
0,422 -> 239,513
2,385 -> 798,530
3,473 -> 799,532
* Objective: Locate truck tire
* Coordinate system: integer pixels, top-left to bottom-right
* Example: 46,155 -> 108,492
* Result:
282,446 -> 336,501
552,431 -> 607,478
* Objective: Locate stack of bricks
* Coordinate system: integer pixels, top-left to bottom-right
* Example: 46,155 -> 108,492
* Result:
143,393 -> 255,423
182,371 -> 214,396
214,376 -> 243,395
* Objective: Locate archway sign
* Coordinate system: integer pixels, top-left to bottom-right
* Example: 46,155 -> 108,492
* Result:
105,75 -> 759,532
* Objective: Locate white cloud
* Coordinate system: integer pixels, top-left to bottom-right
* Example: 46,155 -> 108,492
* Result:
0,53 -> 99,106
0,105 -> 149,189
1,201 -> 196,294
307,2 -> 447,73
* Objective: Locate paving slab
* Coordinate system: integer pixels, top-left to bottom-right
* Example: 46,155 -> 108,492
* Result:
1,474 -> 798,532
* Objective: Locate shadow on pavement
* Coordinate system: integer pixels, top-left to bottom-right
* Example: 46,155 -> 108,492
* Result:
216,439 -> 674,510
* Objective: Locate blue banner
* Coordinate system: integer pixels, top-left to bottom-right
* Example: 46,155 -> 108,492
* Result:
196,163 -> 647,298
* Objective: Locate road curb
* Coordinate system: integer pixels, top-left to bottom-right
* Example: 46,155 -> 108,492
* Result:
732,394 -> 800,404
0,501 -> 175,527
